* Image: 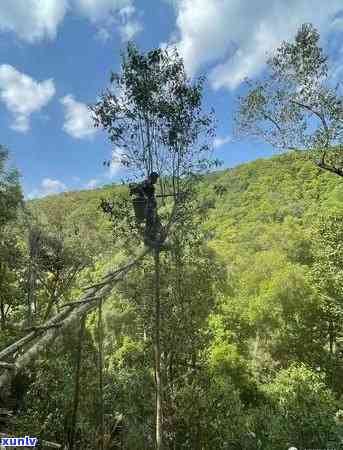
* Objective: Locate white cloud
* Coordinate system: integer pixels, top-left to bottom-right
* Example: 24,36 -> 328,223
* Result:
119,19 -> 142,41
85,178 -> 99,189
60,94 -> 96,139
74,0 -> 127,21
0,0 -> 68,43
42,178 -> 67,193
172,0 -> 343,90
28,178 -> 67,199
108,162 -> 121,178
117,4 -> 142,40
213,135 -> 232,148
0,0 -> 141,44
0,65 -> 55,132
105,147 -> 124,178
73,0 -> 142,41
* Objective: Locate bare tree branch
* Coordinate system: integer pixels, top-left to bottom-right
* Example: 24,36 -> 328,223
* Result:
0,202 -> 179,395
290,99 -> 330,147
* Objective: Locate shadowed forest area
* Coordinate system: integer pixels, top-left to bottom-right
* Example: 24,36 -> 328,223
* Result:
2,23 -> 343,450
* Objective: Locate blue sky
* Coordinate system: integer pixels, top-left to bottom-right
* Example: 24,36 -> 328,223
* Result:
1,0 -> 343,198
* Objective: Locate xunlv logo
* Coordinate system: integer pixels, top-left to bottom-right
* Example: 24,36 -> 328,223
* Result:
1,436 -> 38,447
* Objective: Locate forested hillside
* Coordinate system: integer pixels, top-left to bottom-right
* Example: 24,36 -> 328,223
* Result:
2,149 -> 343,449
2,22 -> 343,450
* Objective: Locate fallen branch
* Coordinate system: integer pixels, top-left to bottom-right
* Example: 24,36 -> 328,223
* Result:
59,296 -> 102,308
23,323 -> 63,333
0,246 -> 151,392
83,261 -> 140,290
0,201 -> 179,395
0,306 -> 73,361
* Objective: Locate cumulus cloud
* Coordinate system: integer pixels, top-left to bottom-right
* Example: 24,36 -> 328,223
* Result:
171,0 -> 343,90
213,135 -> 232,148
74,0 -> 142,41
28,178 -> 67,199
0,0 -> 68,43
0,0 -> 141,44
60,95 -> 96,139
117,4 -> 142,40
0,65 -> 55,132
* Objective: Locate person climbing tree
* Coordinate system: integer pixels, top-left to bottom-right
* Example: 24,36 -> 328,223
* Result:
129,172 -> 163,247
91,42 -> 216,449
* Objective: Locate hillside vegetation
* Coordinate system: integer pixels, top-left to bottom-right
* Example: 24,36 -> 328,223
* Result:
2,150 -> 343,448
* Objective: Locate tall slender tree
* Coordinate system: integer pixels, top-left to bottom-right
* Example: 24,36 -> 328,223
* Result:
92,42 -> 217,449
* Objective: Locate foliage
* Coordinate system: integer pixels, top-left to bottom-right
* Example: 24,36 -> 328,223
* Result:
5,124 -> 343,447
91,42 -> 218,187
0,145 -> 23,227
0,147 -> 24,333
257,364 -> 341,450
235,23 -> 343,178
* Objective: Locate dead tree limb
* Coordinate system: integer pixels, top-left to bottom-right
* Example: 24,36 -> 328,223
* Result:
0,201 -> 178,397
0,245 -> 151,393
23,323 -> 63,333
59,296 -> 102,308
0,307 -> 73,361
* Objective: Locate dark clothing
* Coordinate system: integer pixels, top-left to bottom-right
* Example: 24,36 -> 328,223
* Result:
130,180 -> 156,204
130,179 -> 162,243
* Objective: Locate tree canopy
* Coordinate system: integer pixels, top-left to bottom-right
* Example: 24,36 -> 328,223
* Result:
235,23 -> 343,178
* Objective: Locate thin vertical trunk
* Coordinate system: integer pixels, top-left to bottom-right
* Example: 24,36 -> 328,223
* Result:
154,248 -> 163,450
0,264 -> 5,330
329,319 -> 334,356
98,300 -> 104,450
26,260 -> 34,325
254,331 -> 260,359
0,297 -> 5,330
27,227 -> 40,324
69,316 -> 85,450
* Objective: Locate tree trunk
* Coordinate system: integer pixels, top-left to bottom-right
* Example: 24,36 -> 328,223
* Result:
0,297 -> 5,331
329,319 -> 335,356
69,316 -> 85,450
154,248 -> 163,450
0,264 -> 6,330
98,300 -> 104,450
27,227 -> 42,319
253,331 -> 260,359
26,245 -> 37,325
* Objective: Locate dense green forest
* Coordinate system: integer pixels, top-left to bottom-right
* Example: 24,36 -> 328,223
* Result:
2,22 -> 343,450
2,148 -> 343,449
